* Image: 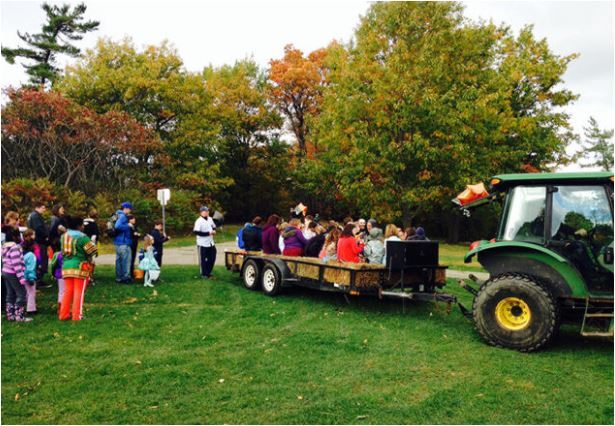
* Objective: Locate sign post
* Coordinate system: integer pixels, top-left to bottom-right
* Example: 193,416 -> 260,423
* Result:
157,188 -> 171,234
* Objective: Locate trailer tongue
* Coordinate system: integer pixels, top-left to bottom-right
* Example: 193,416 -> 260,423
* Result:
224,240 -> 456,307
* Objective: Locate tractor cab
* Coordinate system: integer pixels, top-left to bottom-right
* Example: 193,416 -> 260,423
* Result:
492,173 -> 614,295
456,172 -> 614,351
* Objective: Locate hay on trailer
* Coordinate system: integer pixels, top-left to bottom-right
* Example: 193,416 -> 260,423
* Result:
224,249 -> 392,287
295,262 -> 320,280
355,271 -> 382,288
323,267 -> 351,285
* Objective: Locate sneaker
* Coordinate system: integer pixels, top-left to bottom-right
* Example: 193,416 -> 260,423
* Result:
21,317 -> 34,322
144,282 -> 154,288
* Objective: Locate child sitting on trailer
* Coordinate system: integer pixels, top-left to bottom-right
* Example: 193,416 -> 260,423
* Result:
363,227 -> 385,264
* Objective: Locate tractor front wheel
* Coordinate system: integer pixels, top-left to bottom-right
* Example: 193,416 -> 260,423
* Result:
473,274 -> 559,352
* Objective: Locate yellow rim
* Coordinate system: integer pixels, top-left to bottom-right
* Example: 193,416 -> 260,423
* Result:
495,297 -> 531,331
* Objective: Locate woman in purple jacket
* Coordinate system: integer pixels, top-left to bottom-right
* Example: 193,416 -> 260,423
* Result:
262,214 -> 281,254
282,218 -> 308,257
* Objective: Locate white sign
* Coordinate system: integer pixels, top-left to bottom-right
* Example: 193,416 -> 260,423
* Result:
157,188 -> 171,206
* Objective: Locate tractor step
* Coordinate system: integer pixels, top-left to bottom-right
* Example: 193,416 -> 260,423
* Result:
580,298 -> 613,338
581,331 -> 614,337
584,313 -> 614,318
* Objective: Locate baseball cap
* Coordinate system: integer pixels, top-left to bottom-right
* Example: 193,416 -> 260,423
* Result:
121,202 -> 133,209
199,206 -> 209,212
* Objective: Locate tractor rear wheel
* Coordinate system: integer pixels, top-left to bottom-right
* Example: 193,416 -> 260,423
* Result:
473,274 -> 559,352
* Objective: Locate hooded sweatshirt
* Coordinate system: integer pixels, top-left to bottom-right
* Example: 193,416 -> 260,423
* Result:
282,226 -> 308,250
262,224 -> 281,254
363,228 -> 385,264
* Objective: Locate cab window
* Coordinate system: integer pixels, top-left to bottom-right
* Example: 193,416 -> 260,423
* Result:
551,185 -> 614,257
500,186 -> 546,243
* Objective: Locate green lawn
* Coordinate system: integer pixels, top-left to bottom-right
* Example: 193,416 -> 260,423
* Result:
439,243 -> 484,272
2,266 -> 612,424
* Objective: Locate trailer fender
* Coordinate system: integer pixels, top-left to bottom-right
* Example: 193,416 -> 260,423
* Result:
262,258 -> 293,284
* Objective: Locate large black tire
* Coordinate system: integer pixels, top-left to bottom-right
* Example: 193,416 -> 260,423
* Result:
473,274 -> 559,352
242,259 -> 261,291
261,263 -> 282,297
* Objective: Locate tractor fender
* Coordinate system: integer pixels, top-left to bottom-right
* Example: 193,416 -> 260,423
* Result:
465,241 -> 587,298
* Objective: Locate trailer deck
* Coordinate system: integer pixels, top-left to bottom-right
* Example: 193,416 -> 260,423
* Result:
224,248 -> 456,305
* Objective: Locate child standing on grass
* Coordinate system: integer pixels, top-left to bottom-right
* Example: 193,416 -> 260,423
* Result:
22,230 -> 38,315
2,227 -> 32,322
150,220 -> 169,267
50,252 -> 64,315
59,215 -> 97,321
138,235 -> 160,287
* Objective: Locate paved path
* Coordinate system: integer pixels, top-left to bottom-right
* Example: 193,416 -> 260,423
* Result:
96,242 -> 489,281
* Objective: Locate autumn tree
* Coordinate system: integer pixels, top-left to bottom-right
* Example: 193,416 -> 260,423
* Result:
1,2 -> 99,87
204,59 -> 288,219
577,116 -> 614,171
55,38 -> 232,199
1,88 -> 160,192
304,2 -> 577,238
268,44 -> 330,157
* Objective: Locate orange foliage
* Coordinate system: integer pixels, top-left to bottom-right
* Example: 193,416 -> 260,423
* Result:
268,44 -> 330,155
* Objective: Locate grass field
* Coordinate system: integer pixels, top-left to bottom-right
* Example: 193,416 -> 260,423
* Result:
2,266 -> 612,424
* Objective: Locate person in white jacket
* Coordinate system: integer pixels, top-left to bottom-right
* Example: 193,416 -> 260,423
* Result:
193,206 -> 216,279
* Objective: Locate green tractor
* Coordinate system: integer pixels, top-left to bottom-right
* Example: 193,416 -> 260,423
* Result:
457,172 -> 614,351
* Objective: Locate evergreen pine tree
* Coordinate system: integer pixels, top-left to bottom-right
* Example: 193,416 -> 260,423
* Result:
578,116 -> 614,171
1,2 -> 99,87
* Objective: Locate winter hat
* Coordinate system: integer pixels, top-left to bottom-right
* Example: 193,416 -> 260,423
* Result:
415,227 -> 426,238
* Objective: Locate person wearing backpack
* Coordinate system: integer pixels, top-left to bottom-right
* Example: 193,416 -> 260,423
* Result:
113,202 -> 133,284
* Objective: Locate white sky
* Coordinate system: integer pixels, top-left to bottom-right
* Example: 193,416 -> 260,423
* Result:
1,0 -> 613,171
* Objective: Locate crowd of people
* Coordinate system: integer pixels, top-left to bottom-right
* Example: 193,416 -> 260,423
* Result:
235,214 -> 428,265
2,200 -> 428,323
1,201 -> 171,322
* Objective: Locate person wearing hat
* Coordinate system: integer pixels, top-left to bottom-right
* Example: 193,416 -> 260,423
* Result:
193,206 -> 217,279
408,226 -> 429,241
113,202 -> 134,283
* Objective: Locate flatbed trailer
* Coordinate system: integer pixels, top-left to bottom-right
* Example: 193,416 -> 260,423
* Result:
224,245 -> 457,306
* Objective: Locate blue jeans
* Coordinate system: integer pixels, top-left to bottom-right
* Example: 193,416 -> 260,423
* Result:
115,245 -> 132,281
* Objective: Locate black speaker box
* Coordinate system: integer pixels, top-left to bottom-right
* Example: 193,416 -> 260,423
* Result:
385,240 -> 439,269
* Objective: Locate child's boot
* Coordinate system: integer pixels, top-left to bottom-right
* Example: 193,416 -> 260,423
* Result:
5,303 -> 16,321
14,305 -> 33,322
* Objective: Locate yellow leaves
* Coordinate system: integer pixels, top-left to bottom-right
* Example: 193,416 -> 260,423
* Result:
418,170 -> 433,181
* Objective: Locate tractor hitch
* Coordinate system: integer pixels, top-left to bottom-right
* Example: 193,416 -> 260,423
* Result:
458,302 -> 473,318
458,279 -> 479,297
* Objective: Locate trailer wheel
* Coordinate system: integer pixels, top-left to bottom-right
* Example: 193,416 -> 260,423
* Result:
261,264 -> 282,296
242,259 -> 261,291
473,274 -> 559,352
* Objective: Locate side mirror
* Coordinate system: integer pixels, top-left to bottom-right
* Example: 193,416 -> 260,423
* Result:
604,247 -> 614,264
